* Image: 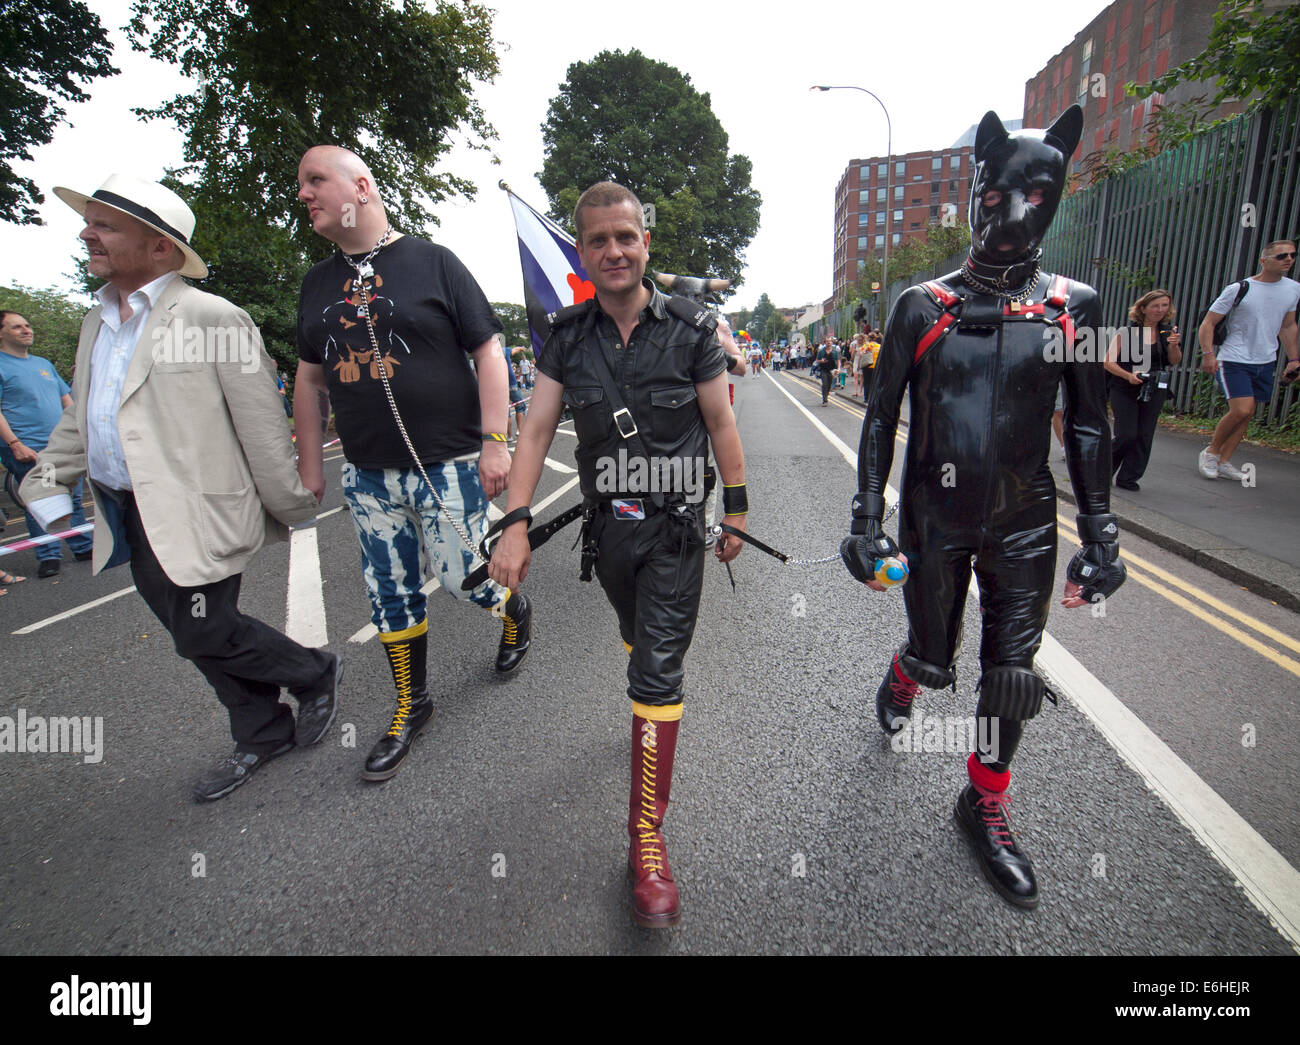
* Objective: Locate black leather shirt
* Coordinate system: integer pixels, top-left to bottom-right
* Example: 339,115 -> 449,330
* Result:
537,280 -> 726,502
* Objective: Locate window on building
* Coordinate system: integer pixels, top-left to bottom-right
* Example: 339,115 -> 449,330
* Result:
930,205 -> 940,221
911,197 -> 922,205
857,236 -> 868,251
858,213 -> 870,226
874,235 -> 884,248
892,232 -> 901,246
895,160 -> 905,177
893,209 -> 903,223
876,211 -> 885,226
894,185 -> 903,201
950,179 -> 958,192
877,163 -> 887,180
859,190 -> 871,205
876,187 -> 886,202
950,155 -> 960,170
930,181 -> 940,196
910,221 -> 921,229
931,157 -> 942,172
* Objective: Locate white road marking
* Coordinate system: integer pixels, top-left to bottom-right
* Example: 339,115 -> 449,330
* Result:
778,360 -> 1300,950
544,457 -> 577,474
553,424 -> 576,437
286,526 -> 328,647
11,585 -> 137,635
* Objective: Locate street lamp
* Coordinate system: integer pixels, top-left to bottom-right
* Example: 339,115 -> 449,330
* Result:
812,84 -> 892,321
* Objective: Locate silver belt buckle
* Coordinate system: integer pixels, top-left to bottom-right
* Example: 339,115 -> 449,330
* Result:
612,407 -> 638,439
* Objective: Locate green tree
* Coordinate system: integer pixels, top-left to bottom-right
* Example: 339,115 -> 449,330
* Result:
1131,1 -> 1300,114
0,0 -> 117,224
127,0 -> 500,245
492,302 -> 528,347
0,284 -> 88,380
749,293 -> 776,339
539,49 -> 760,291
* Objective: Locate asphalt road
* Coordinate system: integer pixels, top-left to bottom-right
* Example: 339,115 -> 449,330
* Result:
0,369 -> 1295,955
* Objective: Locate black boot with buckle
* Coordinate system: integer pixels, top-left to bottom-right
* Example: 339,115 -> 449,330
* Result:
365,622 -> 434,781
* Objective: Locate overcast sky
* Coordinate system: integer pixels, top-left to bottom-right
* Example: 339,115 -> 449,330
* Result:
3,0 -> 1114,312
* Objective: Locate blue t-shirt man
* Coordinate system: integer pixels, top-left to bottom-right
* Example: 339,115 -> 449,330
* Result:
0,317 -> 93,569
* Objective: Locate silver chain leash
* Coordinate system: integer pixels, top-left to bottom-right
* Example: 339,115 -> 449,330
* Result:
346,231 -> 485,566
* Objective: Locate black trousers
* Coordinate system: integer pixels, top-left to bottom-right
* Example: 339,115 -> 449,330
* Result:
820,369 -> 833,403
1109,382 -> 1167,485
591,509 -> 705,707
123,493 -> 333,753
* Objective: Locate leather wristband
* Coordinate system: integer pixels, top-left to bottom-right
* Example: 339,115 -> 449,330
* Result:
1076,512 -> 1119,544
849,490 -> 885,535
722,483 -> 748,515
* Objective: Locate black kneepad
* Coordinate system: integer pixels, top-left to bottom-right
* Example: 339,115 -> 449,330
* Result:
977,665 -> 1045,720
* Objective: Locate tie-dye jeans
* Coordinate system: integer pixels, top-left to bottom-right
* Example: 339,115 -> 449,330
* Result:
342,458 -> 505,633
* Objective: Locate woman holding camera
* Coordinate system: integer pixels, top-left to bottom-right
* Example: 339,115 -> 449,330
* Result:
1105,289 -> 1182,491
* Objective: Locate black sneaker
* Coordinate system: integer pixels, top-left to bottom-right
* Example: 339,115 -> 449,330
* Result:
74,550 -> 94,561
495,592 -> 532,674
192,742 -> 294,802
37,559 -> 61,578
295,654 -> 342,746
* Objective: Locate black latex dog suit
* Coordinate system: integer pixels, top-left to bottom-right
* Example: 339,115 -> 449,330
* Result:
844,106 -> 1125,777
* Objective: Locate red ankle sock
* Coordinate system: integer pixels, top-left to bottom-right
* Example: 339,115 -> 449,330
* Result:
967,751 -> 1010,793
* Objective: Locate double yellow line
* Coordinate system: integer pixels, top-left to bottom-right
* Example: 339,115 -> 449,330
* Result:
782,373 -> 1300,678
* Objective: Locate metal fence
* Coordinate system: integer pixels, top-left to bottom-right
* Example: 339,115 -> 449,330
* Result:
1042,99 -> 1300,426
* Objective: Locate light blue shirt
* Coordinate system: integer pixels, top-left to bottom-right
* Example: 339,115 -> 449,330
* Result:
86,272 -> 178,491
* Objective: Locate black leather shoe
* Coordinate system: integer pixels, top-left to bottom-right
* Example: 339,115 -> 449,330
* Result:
192,742 -> 294,802
295,654 -> 342,746
363,694 -> 434,781
74,550 -> 94,561
876,653 -> 918,734
37,559 -> 60,578
495,592 -> 531,674
954,783 -> 1039,909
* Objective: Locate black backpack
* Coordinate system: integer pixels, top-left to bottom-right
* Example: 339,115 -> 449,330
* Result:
1211,281 -> 1250,347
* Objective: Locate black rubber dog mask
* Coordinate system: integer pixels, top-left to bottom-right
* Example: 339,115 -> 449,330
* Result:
968,106 -> 1083,264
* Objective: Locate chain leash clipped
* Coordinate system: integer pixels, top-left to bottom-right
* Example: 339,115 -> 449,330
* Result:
347,230 -> 484,566
709,501 -> 899,569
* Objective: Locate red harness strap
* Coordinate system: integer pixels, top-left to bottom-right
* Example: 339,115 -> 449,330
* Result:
913,276 -> 1076,364
914,281 -> 960,364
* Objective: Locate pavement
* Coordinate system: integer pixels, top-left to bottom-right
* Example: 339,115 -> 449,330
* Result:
786,368 -> 1300,613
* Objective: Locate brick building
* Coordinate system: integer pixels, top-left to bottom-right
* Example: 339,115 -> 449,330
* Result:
830,142 -> 977,304
1023,0 -> 1252,181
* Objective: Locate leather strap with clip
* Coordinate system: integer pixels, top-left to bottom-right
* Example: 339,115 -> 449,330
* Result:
459,504 -> 586,591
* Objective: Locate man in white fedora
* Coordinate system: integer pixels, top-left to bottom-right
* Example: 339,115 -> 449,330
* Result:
20,174 -> 343,801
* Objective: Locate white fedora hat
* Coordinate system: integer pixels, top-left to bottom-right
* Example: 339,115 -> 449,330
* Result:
53,174 -> 208,279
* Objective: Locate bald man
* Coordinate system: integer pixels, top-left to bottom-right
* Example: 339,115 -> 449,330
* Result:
294,145 -> 532,782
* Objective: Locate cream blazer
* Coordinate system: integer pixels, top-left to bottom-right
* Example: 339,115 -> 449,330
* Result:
21,273 -> 319,586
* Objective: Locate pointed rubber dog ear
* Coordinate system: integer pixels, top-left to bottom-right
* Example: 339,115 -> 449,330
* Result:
1044,104 -> 1084,158
974,111 -> 1009,162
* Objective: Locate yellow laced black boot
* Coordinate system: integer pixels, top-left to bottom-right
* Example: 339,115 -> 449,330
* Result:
364,621 -> 434,781
494,590 -> 531,674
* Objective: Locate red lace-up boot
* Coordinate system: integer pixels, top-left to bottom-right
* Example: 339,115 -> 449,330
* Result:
628,704 -> 682,928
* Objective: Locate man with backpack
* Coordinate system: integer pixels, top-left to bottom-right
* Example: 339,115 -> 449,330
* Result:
1196,240 -> 1300,480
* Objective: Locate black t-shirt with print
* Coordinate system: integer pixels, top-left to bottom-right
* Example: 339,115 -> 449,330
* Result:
297,235 -> 502,469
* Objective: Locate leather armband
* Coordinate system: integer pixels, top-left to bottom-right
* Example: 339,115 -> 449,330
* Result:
722,483 -> 748,515
1075,512 -> 1119,544
849,490 -> 886,536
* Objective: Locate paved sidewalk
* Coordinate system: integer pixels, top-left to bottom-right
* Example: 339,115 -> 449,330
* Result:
789,370 -> 1300,612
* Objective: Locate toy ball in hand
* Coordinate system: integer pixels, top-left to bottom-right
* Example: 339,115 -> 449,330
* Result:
874,556 -> 909,587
